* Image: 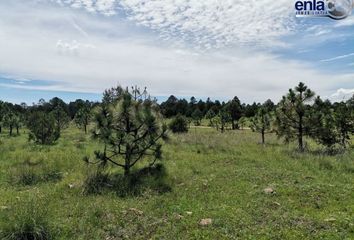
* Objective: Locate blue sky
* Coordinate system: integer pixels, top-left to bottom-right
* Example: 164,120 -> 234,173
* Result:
0,0 -> 353,104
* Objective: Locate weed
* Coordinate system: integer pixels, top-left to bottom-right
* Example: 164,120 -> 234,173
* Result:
83,170 -> 110,195
0,198 -> 53,240
319,159 -> 334,171
83,164 -> 171,197
10,164 -> 62,186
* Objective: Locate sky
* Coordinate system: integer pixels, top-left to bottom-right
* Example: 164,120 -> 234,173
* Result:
0,0 -> 353,104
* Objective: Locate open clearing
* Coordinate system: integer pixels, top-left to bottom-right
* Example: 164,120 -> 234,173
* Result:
0,127 -> 353,239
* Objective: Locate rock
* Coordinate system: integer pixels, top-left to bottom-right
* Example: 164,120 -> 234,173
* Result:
186,211 -> 193,215
175,214 -> 184,220
264,187 -> 275,194
0,206 -> 8,210
199,218 -> 212,226
68,184 -> 75,189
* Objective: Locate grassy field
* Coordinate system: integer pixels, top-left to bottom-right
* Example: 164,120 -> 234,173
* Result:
0,126 -> 353,239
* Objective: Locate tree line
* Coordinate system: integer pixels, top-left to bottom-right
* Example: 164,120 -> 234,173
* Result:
160,95 -> 262,129
162,83 -> 354,152
0,97 -> 96,144
0,83 -> 353,154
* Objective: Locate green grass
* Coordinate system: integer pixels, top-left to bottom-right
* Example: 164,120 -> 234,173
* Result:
0,126 -> 353,239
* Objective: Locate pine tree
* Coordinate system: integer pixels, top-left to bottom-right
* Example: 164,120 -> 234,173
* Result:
205,109 -> 216,127
333,102 -> 354,148
217,107 -> 231,133
275,82 -> 315,152
75,104 -> 92,134
89,88 -> 167,176
3,110 -> 17,136
250,106 -> 272,145
226,96 -> 242,130
191,109 -> 203,126
308,97 -> 338,149
51,106 -> 70,134
0,101 -> 5,134
28,112 -> 60,145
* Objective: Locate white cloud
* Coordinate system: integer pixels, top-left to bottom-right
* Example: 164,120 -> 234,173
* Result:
49,0 -> 295,48
0,1 -> 353,104
120,0 -> 297,48
52,0 -> 117,16
328,88 -> 354,102
56,40 -> 95,55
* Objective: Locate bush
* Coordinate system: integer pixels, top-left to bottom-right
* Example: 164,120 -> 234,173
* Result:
113,163 -> 171,197
169,115 -> 189,133
0,198 -> 53,240
14,166 -> 38,185
10,164 -> 62,186
27,112 -> 60,145
83,170 -> 110,195
83,164 -> 171,197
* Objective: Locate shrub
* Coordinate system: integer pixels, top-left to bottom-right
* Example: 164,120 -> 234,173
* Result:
83,164 -> 171,197
14,166 -> 38,185
112,163 -> 171,197
27,111 -> 60,145
83,170 -> 110,195
10,164 -> 62,186
0,198 -> 53,240
169,115 -> 189,133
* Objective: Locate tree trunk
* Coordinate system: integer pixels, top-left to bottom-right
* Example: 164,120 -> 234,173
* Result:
124,165 -> 130,176
125,116 -> 131,176
261,130 -> 265,145
232,120 -> 235,130
298,115 -> 304,152
9,125 -> 13,136
84,124 -> 87,134
16,126 -> 19,135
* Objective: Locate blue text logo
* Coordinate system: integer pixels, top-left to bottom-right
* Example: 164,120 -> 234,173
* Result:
295,0 -> 353,20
